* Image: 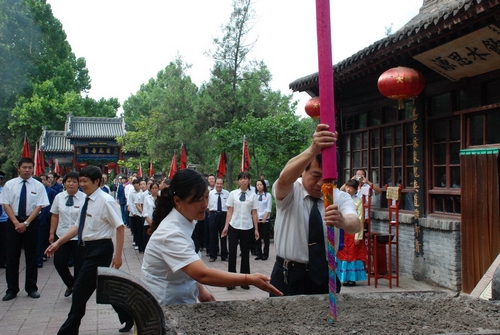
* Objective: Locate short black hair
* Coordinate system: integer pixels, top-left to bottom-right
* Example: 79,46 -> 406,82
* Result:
305,154 -> 322,171
79,166 -> 102,183
63,171 -> 79,184
18,157 -> 34,167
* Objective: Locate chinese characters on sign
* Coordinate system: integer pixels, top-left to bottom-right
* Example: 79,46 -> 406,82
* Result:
82,147 -> 113,155
414,25 -> 500,81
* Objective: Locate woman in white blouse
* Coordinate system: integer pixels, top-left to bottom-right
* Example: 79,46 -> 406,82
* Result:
141,169 -> 281,305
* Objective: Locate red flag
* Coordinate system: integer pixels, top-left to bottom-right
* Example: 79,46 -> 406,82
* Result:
22,133 -> 30,158
168,152 -> 177,179
149,161 -> 154,177
34,144 -> 44,176
217,152 -> 227,178
180,144 -> 187,170
54,159 -> 60,175
40,150 -> 45,174
138,162 -> 143,177
241,136 -> 251,172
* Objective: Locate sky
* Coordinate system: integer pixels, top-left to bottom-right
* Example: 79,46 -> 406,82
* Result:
46,0 -> 424,117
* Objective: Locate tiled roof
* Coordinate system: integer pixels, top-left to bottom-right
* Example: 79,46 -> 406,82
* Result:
289,0 -> 500,92
39,130 -> 73,153
65,115 -> 126,139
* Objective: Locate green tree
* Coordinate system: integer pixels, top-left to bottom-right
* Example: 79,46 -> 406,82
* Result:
0,0 -> 117,173
120,58 -> 199,172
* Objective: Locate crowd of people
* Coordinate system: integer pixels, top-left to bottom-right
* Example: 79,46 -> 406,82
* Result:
0,123 -> 385,334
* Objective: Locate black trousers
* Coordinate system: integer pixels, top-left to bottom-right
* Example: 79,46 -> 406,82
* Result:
58,239 -> 131,334
142,225 -> 150,250
5,217 -> 39,294
255,220 -> 270,258
228,225 -> 254,275
208,211 -> 228,260
130,215 -> 143,251
54,238 -> 82,289
0,220 -> 6,267
269,258 -> 341,297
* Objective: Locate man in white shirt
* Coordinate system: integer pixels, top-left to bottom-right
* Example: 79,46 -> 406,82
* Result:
207,178 -> 230,262
0,158 -> 49,301
270,124 -> 360,296
128,179 -> 141,251
45,165 -> 133,334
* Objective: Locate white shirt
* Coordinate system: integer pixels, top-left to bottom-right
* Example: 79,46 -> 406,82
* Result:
226,188 -> 258,230
256,192 -> 272,221
141,208 -> 200,305
142,194 -> 156,226
50,190 -> 86,240
272,178 -> 357,263
0,176 -> 49,216
128,189 -> 141,217
208,189 -> 229,212
76,188 -> 123,241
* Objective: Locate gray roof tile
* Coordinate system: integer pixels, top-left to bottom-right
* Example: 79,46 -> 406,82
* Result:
65,116 -> 126,139
39,130 -> 73,153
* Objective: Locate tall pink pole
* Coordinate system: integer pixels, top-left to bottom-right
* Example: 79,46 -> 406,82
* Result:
316,0 -> 338,322
316,0 -> 337,181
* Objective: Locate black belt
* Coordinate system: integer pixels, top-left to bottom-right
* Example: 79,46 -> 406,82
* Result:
209,211 -> 226,213
276,256 -> 309,270
16,216 -> 29,222
79,239 -> 112,246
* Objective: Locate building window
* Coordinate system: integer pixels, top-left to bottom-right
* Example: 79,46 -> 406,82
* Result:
428,117 -> 461,215
469,109 -> 500,146
341,107 -> 413,210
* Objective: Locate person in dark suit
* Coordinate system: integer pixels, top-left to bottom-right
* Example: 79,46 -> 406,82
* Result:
0,158 -> 50,301
0,171 -> 8,269
116,175 -> 127,225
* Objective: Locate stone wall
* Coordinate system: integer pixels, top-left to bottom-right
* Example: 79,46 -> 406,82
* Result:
370,209 -> 461,291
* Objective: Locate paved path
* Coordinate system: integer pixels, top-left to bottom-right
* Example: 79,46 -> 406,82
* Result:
0,228 -> 443,335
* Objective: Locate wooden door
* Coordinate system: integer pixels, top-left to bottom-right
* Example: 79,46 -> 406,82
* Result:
460,148 -> 500,293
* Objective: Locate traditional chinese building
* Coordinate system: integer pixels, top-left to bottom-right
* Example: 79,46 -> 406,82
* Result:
40,114 -> 131,175
290,0 -> 500,292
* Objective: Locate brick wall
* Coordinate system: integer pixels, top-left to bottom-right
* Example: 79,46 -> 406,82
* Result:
370,210 -> 461,291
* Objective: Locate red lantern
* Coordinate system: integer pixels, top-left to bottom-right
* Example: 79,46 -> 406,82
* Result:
107,162 -> 117,169
304,97 -> 321,119
377,66 -> 425,110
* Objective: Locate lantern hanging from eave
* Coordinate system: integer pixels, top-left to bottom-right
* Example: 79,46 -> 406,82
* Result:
304,96 -> 321,119
377,66 -> 425,110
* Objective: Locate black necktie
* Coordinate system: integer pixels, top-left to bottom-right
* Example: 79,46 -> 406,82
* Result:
308,197 -> 328,286
78,197 -> 90,245
18,180 -> 27,217
258,194 -> 263,201
66,195 -> 74,206
217,193 -> 222,212
239,192 -> 246,202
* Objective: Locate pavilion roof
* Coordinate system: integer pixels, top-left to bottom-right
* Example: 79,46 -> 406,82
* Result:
289,0 -> 500,94
65,115 -> 126,139
39,130 -> 73,153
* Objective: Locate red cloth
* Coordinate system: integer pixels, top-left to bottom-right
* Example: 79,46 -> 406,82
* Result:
336,233 -> 367,263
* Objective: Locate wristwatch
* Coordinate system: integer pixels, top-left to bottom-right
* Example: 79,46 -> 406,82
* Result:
24,221 -> 30,227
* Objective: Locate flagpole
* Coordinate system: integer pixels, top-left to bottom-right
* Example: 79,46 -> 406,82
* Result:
241,135 -> 245,172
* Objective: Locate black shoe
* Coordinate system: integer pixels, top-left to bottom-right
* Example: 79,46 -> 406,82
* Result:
255,256 -> 262,260
241,286 -> 250,290
2,292 -> 17,301
27,291 -> 40,299
64,288 -> 73,297
119,320 -> 134,333
221,258 -> 228,261
227,286 -> 235,290
262,256 -> 268,261
209,258 -> 216,262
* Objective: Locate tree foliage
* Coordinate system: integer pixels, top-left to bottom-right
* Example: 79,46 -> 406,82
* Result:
0,0 -> 118,173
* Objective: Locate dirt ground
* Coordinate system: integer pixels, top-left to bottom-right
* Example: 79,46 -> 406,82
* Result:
162,291 -> 500,334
